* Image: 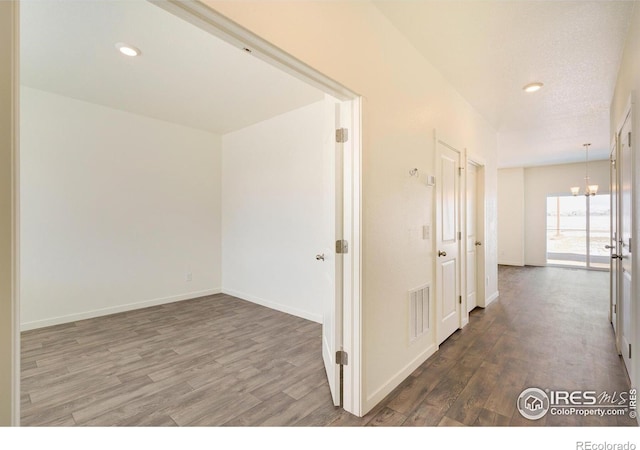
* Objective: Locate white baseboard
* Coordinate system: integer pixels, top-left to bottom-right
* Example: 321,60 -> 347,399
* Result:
484,290 -> 499,307
363,343 -> 437,414
498,260 -> 524,266
20,288 -> 222,331
222,287 -> 322,324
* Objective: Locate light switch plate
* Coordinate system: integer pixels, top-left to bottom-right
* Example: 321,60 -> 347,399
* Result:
422,225 -> 430,240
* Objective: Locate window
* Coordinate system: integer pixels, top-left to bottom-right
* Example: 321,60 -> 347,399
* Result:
546,195 -> 610,269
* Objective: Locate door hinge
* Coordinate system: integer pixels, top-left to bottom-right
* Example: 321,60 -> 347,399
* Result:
336,128 -> 349,143
458,167 -> 463,176
459,295 -> 462,304
614,304 -> 617,314
336,240 -> 349,254
629,344 -> 632,359
336,350 -> 348,365
629,131 -> 632,147
457,231 -> 461,240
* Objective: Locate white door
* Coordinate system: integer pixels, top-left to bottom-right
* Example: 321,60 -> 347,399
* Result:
609,140 -> 620,352
436,140 -> 461,345
466,162 -> 478,313
320,97 -> 346,406
619,112 -> 633,375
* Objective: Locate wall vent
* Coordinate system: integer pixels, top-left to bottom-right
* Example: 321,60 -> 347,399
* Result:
409,284 -> 430,342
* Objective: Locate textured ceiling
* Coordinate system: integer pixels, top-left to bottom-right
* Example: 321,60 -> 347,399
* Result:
20,0 -> 324,135
374,0 -> 635,168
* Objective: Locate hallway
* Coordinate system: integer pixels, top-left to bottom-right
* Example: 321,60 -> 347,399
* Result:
329,265 -> 636,426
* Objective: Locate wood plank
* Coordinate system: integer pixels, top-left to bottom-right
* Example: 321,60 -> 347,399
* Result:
293,401 -> 343,427
22,376 -> 152,426
423,355 -> 483,410
402,403 -> 447,426
386,353 -> 457,415
258,383 -> 333,426
482,357 -> 529,418
474,408 -> 511,426
438,415 -> 466,426
366,407 -> 407,426
443,360 -> 501,425
81,382 -> 195,426
282,367 -> 328,400
221,392 -> 296,426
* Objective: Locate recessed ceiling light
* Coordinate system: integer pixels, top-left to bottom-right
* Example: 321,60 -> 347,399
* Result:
115,43 -> 141,57
523,82 -> 543,93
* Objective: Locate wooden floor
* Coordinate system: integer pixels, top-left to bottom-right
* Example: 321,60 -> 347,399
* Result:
21,266 -> 636,426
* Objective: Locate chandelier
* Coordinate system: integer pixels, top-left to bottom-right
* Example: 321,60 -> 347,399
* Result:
571,143 -> 598,196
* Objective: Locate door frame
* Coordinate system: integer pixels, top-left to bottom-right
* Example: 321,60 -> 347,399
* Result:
339,97 -> 362,415
609,135 -> 620,353
614,93 -> 637,389
632,93 -> 640,396
464,154 -> 486,318
10,0 -> 364,421
3,0 -> 20,426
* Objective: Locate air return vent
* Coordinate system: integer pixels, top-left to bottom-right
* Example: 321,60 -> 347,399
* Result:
409,284 -> 430,342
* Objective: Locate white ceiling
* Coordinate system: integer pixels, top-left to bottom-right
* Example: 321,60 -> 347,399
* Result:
20,0 -> 324,135
374,0 -> 635,168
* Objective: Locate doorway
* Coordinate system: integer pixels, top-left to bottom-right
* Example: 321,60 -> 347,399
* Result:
14,0 -> 363,422
465,160 -> 485,315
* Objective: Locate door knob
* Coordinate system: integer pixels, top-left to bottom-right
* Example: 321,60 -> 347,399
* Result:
438,250 -> 447,257
605,245 -> 615,249
315,254 -> 325,261
475,241 -> 482,246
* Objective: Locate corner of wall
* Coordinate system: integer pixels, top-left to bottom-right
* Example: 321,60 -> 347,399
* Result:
363,343 -> 437,415
484,290 -> 499,307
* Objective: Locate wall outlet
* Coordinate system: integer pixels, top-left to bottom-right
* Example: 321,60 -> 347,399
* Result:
186,272 -> 192,282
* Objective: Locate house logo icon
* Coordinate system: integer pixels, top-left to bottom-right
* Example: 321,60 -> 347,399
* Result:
525,395 -> 543,411
517,388 -> 550,420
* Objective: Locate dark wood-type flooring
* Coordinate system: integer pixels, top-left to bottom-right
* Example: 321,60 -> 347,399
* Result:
21,266 -> 636,426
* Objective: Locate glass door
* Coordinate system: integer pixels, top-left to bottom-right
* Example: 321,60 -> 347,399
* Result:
546,194 -> 610,269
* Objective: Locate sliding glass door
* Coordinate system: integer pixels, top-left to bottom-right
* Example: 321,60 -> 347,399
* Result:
546,194 -> 610,269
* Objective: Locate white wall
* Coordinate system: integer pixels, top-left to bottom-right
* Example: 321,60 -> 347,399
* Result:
221,101 -> 326,322
610,1 -> 640,401
523,161 -> 610,266
20,87 -> 222,330
0,0 -> 18,426
498,161 -> 610,267
206,1 -> 499,413
497,168 -> 525,266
